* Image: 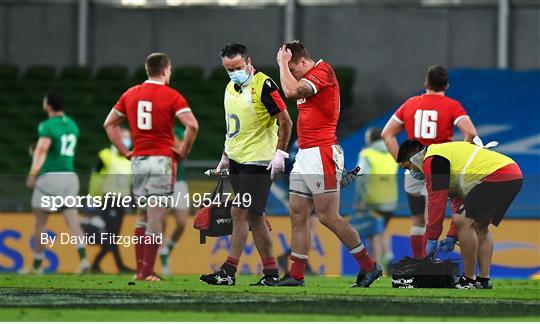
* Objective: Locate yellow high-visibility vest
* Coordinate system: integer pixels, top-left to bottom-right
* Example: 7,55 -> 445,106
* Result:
224,72 -> 279,164
360,147 -> 398,205
425,141 -> 515,197
88,147 -> 131,196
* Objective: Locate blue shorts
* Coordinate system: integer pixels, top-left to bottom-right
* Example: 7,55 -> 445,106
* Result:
350,211 -> 385,238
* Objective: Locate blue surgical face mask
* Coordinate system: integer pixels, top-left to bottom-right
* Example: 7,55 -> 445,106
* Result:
122,138 -> 132,150
227,66 -> 250,85
410,169 -> 425,181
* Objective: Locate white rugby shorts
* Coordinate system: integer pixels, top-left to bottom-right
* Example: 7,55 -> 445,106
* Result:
289,144 -> 344,198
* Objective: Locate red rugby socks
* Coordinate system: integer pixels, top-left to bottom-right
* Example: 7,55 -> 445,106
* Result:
141,235 -> 160,276
289,252 -> 308,280
262,257 -> 278,276
411,226 -> 426,258
350,244 -> 375,272
221,256 -> 240,275
134,224 -> 147,273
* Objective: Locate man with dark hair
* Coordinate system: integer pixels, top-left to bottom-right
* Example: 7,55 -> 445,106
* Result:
200,43 -> 292,286
44,90 -> 64,111
381,65 -> 477,258
220,43 -> 248,59
425,65 -> 448,92
104,52 -> 199,281
397,139 -> 522,289
23,91 -> 89,274
275,41 -> 381,287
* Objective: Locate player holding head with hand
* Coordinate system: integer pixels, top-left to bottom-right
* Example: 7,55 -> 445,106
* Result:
103,52 -> 199,281
275,41 -> 381,287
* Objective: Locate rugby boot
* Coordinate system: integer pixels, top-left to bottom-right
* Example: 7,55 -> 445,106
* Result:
144,273 -> 163,282
474,277 -> 493,289
200,268 -> 236,286
275,273 -> 305,287
351,262 -> 383,288
249,274 -> 280,286
455,275 -> 476,289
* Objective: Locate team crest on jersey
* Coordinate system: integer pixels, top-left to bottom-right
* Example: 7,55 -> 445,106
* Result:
251,88 -> 257,103
297,98 -> 306,105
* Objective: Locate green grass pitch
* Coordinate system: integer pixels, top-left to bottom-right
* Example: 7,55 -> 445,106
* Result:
1,274 -> 539,321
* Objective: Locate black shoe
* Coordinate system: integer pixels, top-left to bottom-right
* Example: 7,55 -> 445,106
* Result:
455,275 -> 476,289
351,263 -> 383,288
250,274 -> 280,286
275,273 -> 305,287
474,278 -> 493,289
200,269 -> 235,286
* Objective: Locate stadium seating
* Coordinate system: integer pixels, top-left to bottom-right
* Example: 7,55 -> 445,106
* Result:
24,65 -> 56,81
0,64 -> 356,180
96,65 -> 128,81
59,66 -> 92,81
334,66 -> 355,108
0,64 -> 18,80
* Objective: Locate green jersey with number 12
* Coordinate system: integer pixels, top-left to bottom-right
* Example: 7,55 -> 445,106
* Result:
37,115 -> 79,174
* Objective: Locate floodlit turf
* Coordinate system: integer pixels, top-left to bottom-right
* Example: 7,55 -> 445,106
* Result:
1,274 -> 539,321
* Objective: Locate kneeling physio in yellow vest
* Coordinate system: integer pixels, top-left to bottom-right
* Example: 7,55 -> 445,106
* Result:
396,138 -> 523,289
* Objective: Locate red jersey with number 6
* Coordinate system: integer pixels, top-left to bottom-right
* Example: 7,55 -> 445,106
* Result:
392,94 -> 468,146
296,59 -> 340,149
113,80 -> 190,158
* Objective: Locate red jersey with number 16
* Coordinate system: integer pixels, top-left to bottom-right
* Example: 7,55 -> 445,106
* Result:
296,59 -> 340,149
113,80 -> 190,158
392,94 -> 468,146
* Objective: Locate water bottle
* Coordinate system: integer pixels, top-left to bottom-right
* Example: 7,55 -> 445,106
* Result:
204,169 -> 229,177
340,166 -> 361,188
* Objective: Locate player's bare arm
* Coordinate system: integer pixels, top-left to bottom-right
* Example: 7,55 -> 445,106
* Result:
174,110 -> 199,160
381,118 -> 403,160
26,137 -> 52,189
103,109 -> 131,158
275,109 -> 293,152
455,116 -> 477,142
277,45 -> 314,100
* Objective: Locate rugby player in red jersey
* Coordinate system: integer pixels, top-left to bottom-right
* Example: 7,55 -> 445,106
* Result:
381,65 -> 477,257
275,41 -> 381,287
103,53 -> 199,281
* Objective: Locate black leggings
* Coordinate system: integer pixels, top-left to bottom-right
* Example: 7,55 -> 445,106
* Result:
91,206 -> 128,271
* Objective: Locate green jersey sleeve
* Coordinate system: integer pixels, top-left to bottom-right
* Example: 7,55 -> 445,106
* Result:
37,120 -> 52,138
174,125 -> 185,140
173,125 -> 185,181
